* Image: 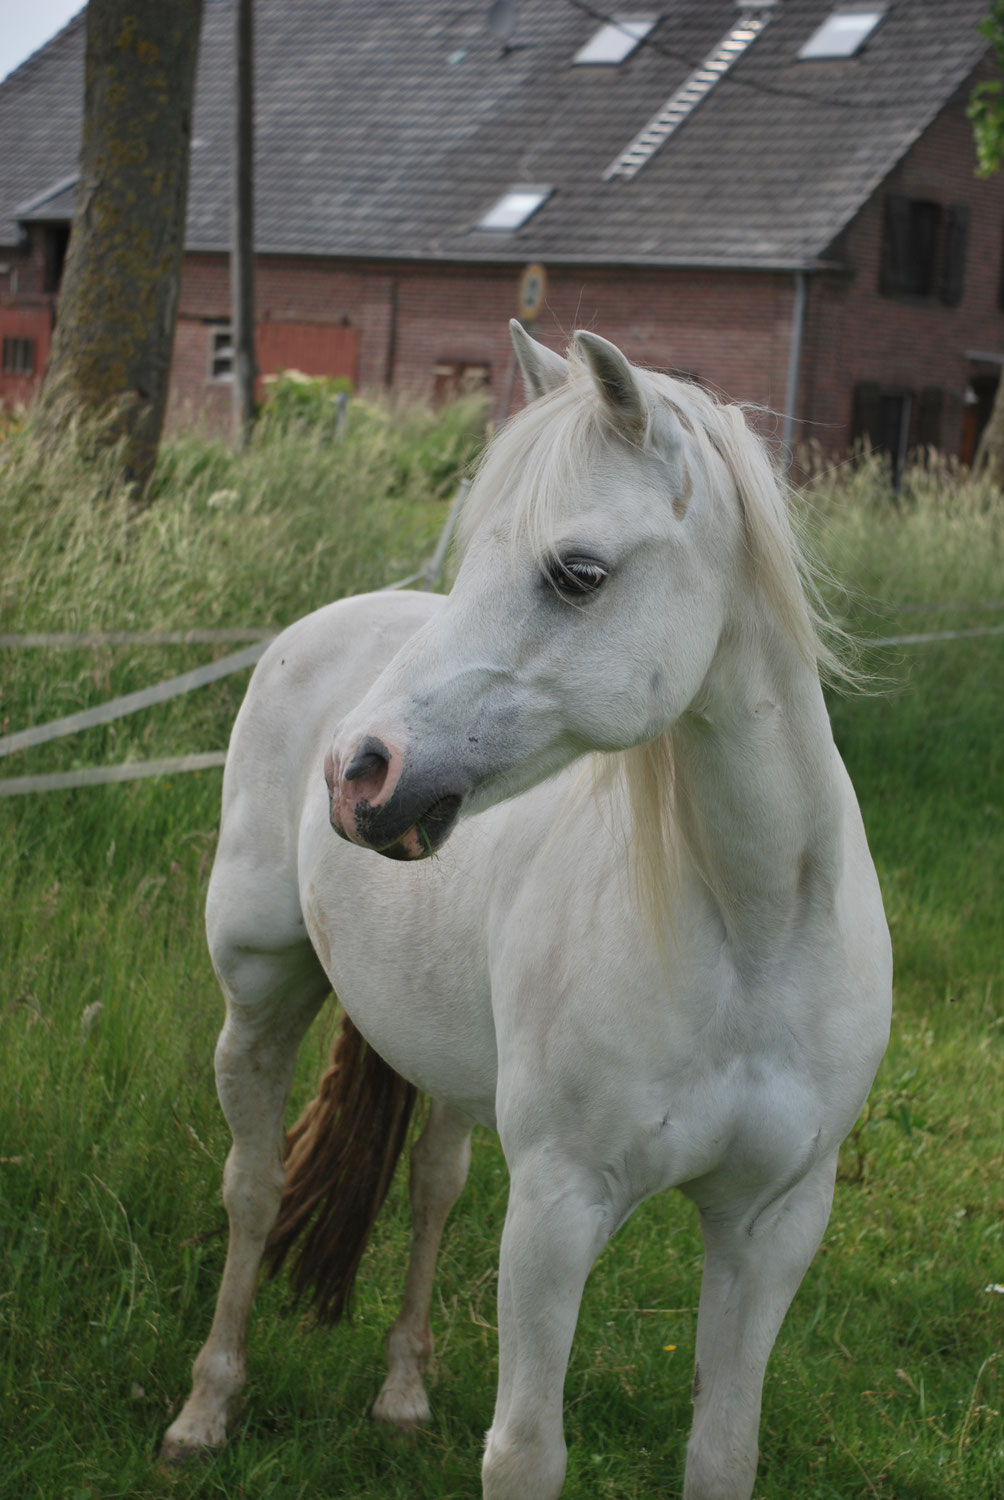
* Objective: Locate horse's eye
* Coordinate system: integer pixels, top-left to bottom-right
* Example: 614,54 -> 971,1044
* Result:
546,556 -> 608,598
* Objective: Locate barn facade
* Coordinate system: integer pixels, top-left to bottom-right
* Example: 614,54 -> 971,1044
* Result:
1,0 -> 1001,469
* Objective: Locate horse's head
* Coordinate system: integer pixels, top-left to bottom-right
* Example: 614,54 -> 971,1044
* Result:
326,323 -> 747,859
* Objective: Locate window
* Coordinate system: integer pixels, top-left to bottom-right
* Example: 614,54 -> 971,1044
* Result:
880,197 -> 968,304
433,360 -> 491,404
42,225 -> 70,294
881,197 -> 940,296
209,324 -> 234,380
476,187 -> 552,231
2,337 -> 35,375
573,17 -> 656,66
798,9 -> 884,60
852,383 -> 911,485
852,382 -> 944,484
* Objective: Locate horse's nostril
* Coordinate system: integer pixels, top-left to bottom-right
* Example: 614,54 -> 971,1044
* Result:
344,737 -> 391,784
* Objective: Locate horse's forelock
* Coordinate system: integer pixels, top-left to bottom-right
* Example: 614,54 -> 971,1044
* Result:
459,363 -> 616,561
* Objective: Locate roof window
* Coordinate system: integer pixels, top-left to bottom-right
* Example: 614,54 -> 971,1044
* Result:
573,17 -> 657,65
476,187 -> 552,231
798,9 -> 884,60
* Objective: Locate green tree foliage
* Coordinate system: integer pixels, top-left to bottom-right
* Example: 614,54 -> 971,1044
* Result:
968,3 -> 1004,481
968,0 -> 1004,173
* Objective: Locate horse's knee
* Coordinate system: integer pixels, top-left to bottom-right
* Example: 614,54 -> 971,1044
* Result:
482,1426 -> 566,1500
221,1147 -> 285,1229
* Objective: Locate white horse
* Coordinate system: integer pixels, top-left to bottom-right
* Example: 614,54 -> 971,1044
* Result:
162,324 -> 891,1498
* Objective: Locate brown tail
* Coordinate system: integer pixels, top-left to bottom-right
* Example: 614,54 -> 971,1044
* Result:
265,1009 -> 417,1322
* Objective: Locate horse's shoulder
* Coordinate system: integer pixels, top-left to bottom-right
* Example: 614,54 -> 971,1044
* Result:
234,590 -> 443,715
222,591 -> 447,828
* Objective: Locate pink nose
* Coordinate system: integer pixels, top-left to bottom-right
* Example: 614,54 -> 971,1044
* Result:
342,737 -> 391,803
324,735 -> 397,843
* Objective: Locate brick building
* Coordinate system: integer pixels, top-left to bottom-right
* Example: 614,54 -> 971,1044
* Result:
1,0 -> 1001,469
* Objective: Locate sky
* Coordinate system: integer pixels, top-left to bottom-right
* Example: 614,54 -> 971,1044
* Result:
0,1 -> 85,85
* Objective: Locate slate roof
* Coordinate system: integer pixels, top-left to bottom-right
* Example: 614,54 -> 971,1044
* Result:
0,0 -> 992,269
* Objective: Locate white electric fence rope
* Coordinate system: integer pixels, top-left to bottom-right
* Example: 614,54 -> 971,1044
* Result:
868,624 -> 1004,646
0,628 -> 274,648
0,754 -> 227,798
1,485 -> 998,796
0,481 -> 470,796
0,643 -> 270,760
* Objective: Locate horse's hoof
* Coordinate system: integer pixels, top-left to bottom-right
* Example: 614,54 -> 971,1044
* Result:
158,1431 -> 223,1471
371,1384 -> 432,1432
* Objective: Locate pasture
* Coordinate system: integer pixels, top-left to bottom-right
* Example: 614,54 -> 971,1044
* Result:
1,399 -> 1001,1500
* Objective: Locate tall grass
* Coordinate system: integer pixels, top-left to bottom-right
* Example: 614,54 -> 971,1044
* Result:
0,395 -> 484,781
803,446 -> 1004,619
1,423 -> 1001,1499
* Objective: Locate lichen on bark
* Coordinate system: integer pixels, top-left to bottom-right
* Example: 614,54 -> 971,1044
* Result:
36,0 -> 204,500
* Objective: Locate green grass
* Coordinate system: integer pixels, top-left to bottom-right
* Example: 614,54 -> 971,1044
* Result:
1,429 -> 1001,1499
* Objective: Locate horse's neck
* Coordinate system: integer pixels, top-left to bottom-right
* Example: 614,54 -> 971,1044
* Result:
672,627 -> 844,967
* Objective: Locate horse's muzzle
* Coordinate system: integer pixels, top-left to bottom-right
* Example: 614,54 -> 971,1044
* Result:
324,740 -> 464,859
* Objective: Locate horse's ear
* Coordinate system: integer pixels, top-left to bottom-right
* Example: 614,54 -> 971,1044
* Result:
574,330 -> 648,442
510,319 -> 568,401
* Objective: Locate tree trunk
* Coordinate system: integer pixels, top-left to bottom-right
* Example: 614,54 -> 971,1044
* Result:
973,370 -> 1004,487
37,0 -> 204,498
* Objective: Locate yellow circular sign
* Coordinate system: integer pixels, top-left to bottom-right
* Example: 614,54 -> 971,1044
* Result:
518,263 -> 548,321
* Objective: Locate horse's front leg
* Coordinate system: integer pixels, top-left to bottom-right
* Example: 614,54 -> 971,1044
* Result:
161,945 -> 328,1462
482,1151 -> 612,1500
683,1154 -> 838,1500
371,1099 -> 474,1429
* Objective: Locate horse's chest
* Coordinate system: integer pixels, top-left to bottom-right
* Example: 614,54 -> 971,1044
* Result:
499,941 -> 835,1210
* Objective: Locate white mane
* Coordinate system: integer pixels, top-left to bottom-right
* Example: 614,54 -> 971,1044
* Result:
460,346 -> 851,935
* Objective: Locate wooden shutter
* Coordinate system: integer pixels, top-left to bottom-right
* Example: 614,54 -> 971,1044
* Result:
914,387 -> 943,453
880,196 -> 911,294
939,205 -> 969,306
852,381 -> 883,447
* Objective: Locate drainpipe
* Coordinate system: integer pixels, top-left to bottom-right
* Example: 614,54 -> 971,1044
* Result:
781,269 -> 808,468
384,274 -> 399,390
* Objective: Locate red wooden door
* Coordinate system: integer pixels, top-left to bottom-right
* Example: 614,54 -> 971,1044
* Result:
255,321 -> 360,399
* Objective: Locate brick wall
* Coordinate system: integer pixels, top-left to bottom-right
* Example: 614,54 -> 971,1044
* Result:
799,70 -> 1004,460
169,251 -> 797,434
0,225 -> 57,405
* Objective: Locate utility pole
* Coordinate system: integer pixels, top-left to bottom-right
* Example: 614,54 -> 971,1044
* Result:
232,0 -> 255,446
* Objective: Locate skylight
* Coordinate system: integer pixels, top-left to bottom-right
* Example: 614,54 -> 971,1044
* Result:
477,187 -> 552,231
573,17 -> 657,66
798,9 -> 884,60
